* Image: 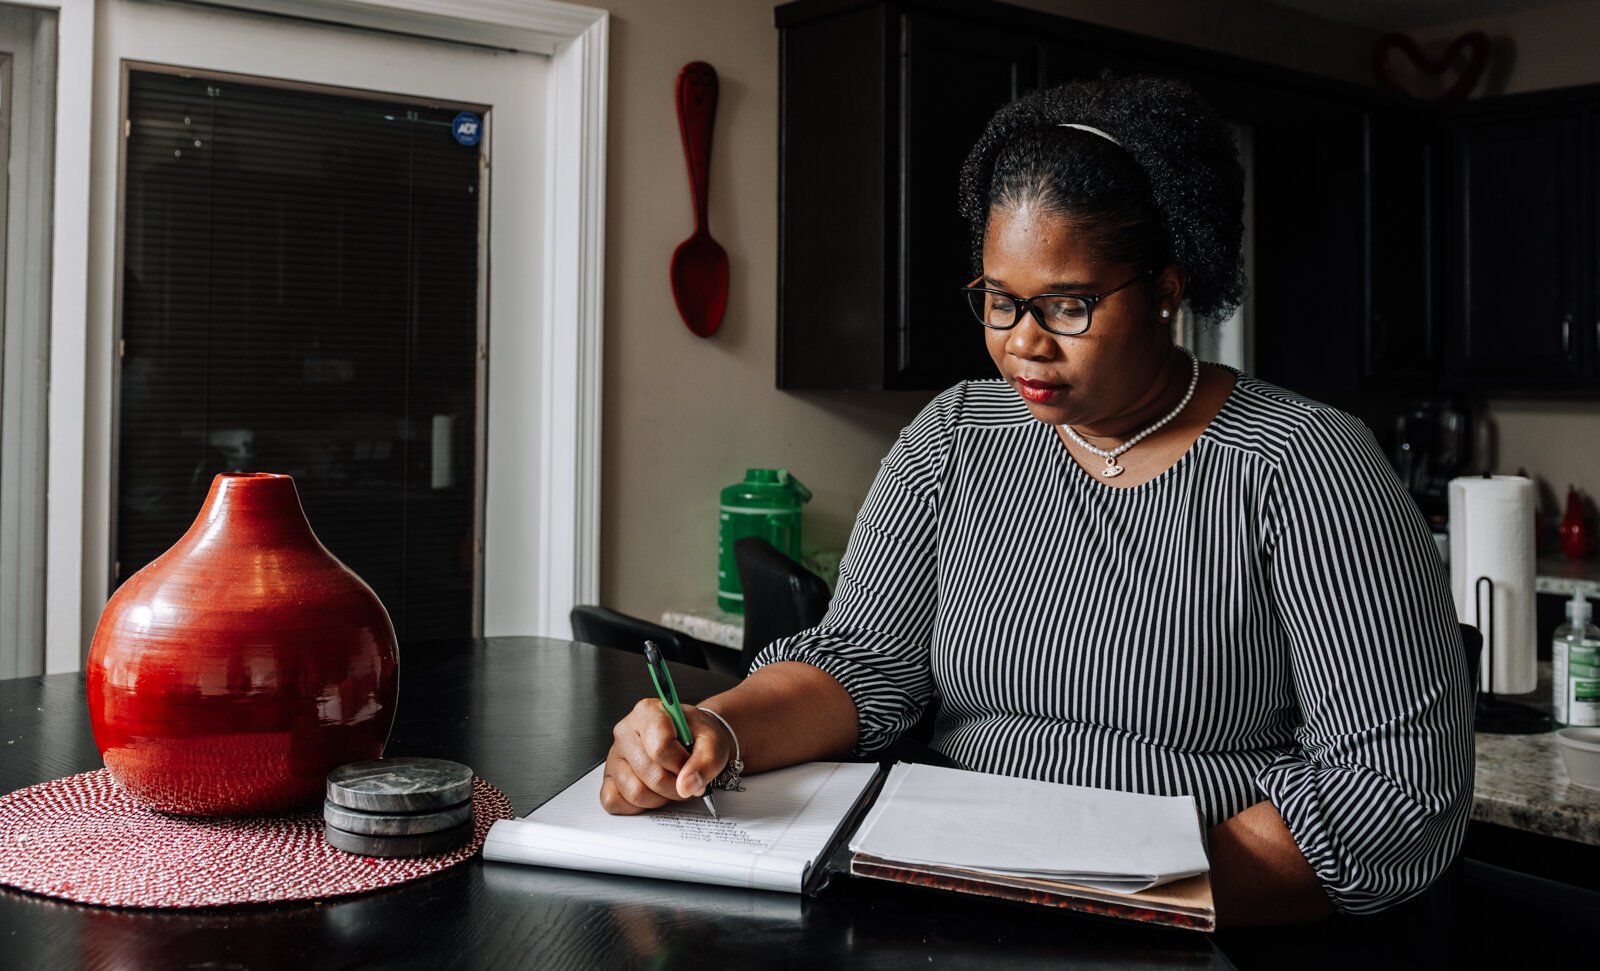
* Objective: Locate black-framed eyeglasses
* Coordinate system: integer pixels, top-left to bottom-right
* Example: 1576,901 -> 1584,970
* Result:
960,269 -> 1154,336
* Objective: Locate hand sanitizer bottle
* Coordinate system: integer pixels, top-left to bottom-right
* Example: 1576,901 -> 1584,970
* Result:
1552,586 -> 1600,727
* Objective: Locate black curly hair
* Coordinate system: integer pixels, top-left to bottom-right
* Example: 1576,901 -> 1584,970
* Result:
957,74 -> 1245,327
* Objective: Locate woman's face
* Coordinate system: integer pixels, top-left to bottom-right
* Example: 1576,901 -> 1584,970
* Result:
981,205 -> 1177,429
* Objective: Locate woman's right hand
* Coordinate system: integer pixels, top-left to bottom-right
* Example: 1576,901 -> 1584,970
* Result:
599,698 -> 732,815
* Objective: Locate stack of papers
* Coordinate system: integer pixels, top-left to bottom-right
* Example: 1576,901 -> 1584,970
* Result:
849,763 -> 1211,894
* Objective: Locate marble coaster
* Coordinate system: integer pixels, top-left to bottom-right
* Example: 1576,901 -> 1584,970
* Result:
326,758 -> 475,813
322,798 -> 474,837
324,818 -> 475,858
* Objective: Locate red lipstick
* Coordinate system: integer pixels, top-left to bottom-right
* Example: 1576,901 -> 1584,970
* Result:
1014,376 -> 1065,404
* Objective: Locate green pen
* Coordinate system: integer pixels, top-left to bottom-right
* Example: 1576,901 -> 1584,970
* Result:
643,641 -> 719,817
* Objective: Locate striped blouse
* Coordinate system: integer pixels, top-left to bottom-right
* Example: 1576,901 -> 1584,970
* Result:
751,373 -> 1475,915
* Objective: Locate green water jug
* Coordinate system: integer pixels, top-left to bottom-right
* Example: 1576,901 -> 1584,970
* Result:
718,468 -> 812,614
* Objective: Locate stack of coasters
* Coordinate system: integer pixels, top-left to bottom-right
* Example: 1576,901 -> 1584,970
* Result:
324,758 -> 476,858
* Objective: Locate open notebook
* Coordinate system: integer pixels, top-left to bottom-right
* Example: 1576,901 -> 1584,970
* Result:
484,760 -> 1214,930
482,762 -> 880,893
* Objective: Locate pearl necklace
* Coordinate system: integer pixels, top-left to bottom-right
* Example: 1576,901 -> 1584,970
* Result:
1060,347 -> 1200,478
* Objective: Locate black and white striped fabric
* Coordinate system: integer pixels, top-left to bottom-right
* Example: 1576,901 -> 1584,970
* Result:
751,373 -> 1474,915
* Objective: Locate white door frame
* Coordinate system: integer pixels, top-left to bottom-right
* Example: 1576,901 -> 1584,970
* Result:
37,0 -> 607,671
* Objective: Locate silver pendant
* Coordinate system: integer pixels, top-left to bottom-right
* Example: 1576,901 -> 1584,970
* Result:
1101,459 -> 1124,478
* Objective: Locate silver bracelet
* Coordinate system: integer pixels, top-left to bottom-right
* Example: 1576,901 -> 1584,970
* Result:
695,706 -> 745,792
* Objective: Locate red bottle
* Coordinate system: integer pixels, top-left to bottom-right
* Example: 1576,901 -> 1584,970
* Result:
86,473 -> 399,816
1559,485 -> 1593,559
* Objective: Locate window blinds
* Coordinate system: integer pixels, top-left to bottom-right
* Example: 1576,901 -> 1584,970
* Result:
118,70 -> 484,641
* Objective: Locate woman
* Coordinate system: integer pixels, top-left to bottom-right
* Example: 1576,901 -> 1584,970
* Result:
601,76 -> 1473,934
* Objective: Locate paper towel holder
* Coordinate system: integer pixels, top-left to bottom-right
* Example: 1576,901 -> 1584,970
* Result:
1473,575 -> 1554,734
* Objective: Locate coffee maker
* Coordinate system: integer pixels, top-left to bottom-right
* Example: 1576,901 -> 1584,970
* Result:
1392,398 -> 1475,526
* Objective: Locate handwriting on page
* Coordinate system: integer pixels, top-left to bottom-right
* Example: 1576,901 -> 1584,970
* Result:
648,812 -> 769,849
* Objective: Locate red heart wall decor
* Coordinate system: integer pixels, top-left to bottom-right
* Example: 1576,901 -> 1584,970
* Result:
1373,31 -> 1490,102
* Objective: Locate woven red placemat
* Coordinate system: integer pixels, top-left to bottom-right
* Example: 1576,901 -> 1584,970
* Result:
0,769 -> 514,908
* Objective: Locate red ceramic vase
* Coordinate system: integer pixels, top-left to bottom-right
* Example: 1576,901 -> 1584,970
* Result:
86,473 -> 399,816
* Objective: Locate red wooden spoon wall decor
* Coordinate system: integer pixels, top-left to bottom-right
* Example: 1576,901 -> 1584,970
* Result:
670,61 -> 729,338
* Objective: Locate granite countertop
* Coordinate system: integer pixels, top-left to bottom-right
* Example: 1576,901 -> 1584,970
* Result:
1472,663 -> 1600,845
660,606 -> 743,650
1535,554 -> 1600,596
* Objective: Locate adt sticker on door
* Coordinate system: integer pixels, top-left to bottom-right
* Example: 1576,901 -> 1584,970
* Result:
452,112 -> 482,147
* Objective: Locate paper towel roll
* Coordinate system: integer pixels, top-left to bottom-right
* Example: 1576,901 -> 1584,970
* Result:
1448,476 -> 1537,694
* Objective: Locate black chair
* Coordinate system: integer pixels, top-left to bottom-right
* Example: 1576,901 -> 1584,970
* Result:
729,537 -> 832,677
568,605 -> 716,670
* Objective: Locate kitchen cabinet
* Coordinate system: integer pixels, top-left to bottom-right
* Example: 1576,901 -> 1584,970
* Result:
1365,105 -> 1436,384
1236,87 -> 1374,415
776,2 -> 1038,390
1414,82 -> 1600,396
1440,108 -> 1589,390
776,1 -> 891,391
896,13 -> 1039,389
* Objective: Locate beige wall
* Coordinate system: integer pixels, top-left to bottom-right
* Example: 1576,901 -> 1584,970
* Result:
1410,3 -> 1600,515
1486,401 -> 1600,523
597,0 -> 1376,623
1011,0 -> 1377,84
1412,0 -> 1600,95
599,0 -> 931,625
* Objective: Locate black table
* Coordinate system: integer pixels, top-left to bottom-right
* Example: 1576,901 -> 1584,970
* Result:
0,637 -> 1232,969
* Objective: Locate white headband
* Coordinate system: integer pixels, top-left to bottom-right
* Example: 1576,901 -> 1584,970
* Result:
1057,123 -> 1122,148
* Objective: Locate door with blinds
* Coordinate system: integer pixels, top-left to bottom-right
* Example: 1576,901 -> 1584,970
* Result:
116,69 -> 485,641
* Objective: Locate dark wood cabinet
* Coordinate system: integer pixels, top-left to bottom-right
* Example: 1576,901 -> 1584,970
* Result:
1365,106 -> 1436,383
1239,90 -> 1374,416
1594,108 -> 1600,382
777,3 -> 1039,390
897,13 -> 1038,388
1440,109 -> 1588,389
776,2 -> 892,390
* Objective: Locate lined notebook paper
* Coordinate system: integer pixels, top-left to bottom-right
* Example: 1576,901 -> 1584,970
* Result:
483,762 -> 879,892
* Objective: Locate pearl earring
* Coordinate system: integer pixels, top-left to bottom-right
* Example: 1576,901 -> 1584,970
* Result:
1160,309 -> 1171,319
